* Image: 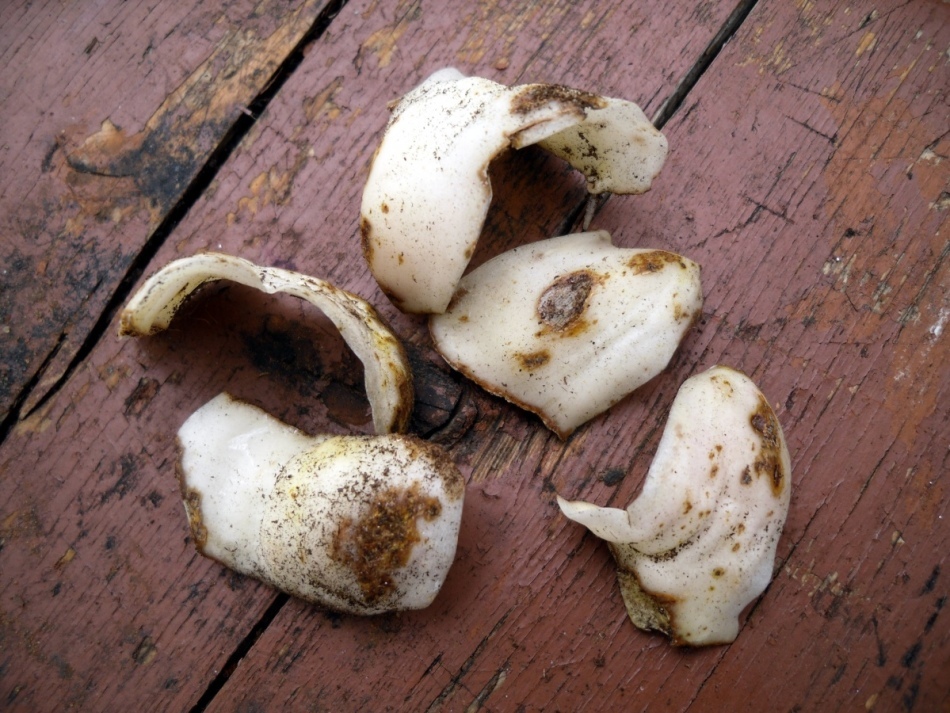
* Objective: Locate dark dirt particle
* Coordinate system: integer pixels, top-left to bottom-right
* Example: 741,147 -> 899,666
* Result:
510,84 -> 605,116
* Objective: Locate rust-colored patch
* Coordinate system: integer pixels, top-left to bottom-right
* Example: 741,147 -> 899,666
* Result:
749,395 -> 787,496
330,482 -> 442,604
627,250 -> 688,275
515,350 -> 551,371
683,500 -> 694,515
176,449 -> 208,552
510,83 -> 606,115
537,270 -> 594,331
360,216 -> 374,263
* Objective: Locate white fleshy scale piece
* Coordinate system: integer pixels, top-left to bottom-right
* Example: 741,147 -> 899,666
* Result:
557,366 -> 792,646
360,68 -> 668,314
430,231 -> 702,438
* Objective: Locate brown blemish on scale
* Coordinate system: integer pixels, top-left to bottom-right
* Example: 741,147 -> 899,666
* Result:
749,395 -> 787,497
510,84 -> 606,116
389,364 -> 415,435
712,567 -> 725,578
516,350 -> 551,371
381,202 -> 390,214
393,435 -> 464,501
627,250 -> 688,275
178,483 -> 208,552
673,302 -> 694,322
446,287 -> 469,313
176,437 -> 209,554
683,500 -> 693,515
360,216 -> 374,263
537,270 -> 595,332
610,543 -> 675,638
330,482 -> 442,604
740,465 -> 753,485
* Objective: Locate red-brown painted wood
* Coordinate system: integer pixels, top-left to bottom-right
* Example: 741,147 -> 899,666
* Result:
0,0 -> 744,709
197,1 -> 948,710
0,0 -> 330,423
1,0 -> 947,710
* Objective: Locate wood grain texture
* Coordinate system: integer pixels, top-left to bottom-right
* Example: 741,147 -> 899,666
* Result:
1,0 -> 947,710
0,0 -> 744,710
0,0 -> 329,424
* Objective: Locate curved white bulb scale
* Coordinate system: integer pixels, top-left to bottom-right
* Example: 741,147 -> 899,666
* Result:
360,68 -> 668,314
430,231 -> 702,438
119,252 -> 413,435
178,394 -> 464,614
557,366 -> 792,645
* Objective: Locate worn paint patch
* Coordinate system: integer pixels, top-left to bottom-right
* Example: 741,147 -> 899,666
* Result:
226,146 -> 310,225
66,0 -> 325,227
355,0 -> 421,71
303,75 -> 346,124
855,32 -> 876,56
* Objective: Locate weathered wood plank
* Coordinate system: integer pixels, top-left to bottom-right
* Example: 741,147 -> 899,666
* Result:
0,0 -> 338,709
0,0 -> 330,424
0,284 -> 380,709
2,0 -> 947,710
0,0 -> 746,710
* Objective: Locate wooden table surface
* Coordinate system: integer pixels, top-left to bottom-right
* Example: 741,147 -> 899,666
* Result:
1,0 -> 947,710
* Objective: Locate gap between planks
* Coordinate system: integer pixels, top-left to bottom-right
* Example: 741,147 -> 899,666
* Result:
0,0 -> 349,447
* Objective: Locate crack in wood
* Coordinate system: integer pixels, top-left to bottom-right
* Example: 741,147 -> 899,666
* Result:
424,608 -> 514,712
189,594 -> 289,713
4,0 -> 350,438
